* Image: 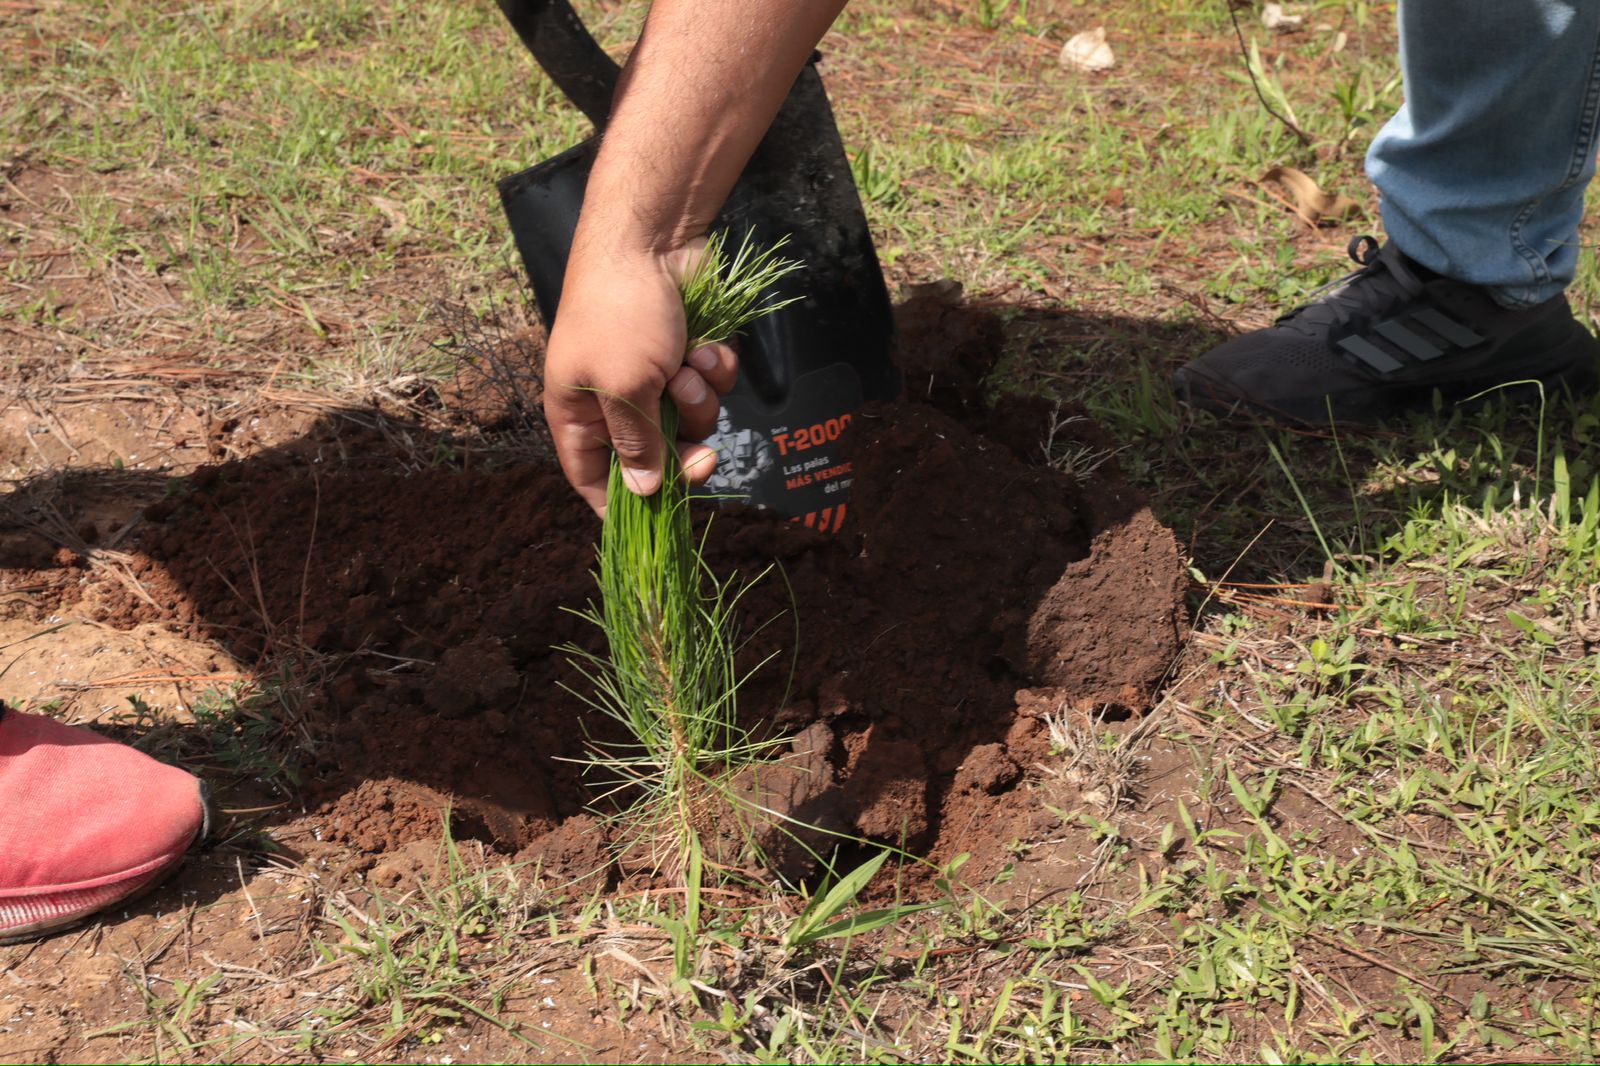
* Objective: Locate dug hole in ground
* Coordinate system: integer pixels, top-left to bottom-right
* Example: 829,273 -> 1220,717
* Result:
0,286 -> 1190,1058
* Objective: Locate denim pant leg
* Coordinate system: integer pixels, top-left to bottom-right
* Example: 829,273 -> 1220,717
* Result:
1367,1 -> 1600,308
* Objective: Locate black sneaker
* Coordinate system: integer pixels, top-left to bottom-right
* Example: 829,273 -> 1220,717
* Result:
1172,236 -> 1600,424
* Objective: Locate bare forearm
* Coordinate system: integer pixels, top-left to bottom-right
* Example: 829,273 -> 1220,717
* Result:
545,0 -> 843,511
577,0 -> 847,259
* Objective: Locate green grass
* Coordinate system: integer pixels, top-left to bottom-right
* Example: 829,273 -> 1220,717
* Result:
91,821 -> 569,1061
10,0 -> 1600,1061
2,0 -> 637,358
311,825 -> 554,1054
113,674 -> 311,795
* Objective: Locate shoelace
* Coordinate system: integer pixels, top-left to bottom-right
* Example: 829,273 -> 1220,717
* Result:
1278,234 -> 1426,336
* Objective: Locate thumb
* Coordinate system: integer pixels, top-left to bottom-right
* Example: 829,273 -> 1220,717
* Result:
596,389 -> 666,497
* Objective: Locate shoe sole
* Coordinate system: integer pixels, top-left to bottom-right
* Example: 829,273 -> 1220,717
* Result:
0,783 -> 212,946
1176,323 -> 1600,426
0,850 -> 189,945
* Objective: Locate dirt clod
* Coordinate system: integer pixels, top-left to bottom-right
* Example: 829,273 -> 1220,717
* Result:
953,743 -> 1022,795
424,635 -> 522,717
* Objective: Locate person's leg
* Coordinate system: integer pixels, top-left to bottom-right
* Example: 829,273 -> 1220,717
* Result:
0,705 -> 208,942
1172,0 -> 1600,423
1370,0 -> 1600,308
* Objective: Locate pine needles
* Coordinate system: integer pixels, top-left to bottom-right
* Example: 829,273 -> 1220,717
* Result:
565,231 -> 802,873
679,232 -> 802,347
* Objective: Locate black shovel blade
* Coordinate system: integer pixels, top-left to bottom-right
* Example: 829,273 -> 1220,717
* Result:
498,62 -> 900,526
498,137 -> 591,323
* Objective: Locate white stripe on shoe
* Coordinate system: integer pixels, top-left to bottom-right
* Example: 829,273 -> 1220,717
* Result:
0,849 -> 186,944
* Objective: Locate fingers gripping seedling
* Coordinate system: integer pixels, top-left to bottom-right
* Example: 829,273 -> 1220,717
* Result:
567,231 -> 801,875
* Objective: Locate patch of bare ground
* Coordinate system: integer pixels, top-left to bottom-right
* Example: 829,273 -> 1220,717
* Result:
0,256 -> 1201,1059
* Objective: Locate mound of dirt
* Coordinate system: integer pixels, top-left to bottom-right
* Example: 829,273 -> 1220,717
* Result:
84,393 -> 1186,881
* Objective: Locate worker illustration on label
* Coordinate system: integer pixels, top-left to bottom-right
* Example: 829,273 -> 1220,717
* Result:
703,407 -> 775,496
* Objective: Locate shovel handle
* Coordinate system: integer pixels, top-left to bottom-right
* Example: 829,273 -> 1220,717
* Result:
496,0 -> 620,128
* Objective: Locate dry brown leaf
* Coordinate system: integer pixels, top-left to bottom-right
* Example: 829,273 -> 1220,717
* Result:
1258,165 -> 1363,227
1575,584 -> 1600,645
368,195 -> 410,234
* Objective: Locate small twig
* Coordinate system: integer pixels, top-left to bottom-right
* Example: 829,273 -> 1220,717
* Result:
236,856 -> 268,944
1300,928 -> 1466,1007
1225,0 -> 1313,146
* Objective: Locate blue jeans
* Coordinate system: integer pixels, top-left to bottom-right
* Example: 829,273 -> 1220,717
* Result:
1367,1 -> 1600,308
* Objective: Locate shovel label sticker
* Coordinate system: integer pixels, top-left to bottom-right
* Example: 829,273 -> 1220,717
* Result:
701,363 -> 863,531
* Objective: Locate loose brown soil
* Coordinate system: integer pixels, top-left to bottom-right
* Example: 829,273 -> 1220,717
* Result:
0,297 -> 1188,895
83,389 -> 1186,885
0,279 -> 1193,1062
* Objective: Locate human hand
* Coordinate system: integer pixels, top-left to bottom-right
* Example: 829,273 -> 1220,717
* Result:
543,240 -> 740,516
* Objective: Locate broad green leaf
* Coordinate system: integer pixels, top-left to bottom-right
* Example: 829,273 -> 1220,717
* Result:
801,902 -> 938,946
1506,610 -> 1556,647
783,850 -> 893,949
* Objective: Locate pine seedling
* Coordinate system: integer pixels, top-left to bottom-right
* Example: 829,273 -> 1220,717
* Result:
566,231 -> 802,874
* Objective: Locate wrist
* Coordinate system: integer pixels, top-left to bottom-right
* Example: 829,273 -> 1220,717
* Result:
573,197 -> 704,269
569,195 -> 706,286
574,121 -> 723,258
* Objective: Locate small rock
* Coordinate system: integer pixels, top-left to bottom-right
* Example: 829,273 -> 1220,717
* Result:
1261,3 -> 1304,31
1059,26 -> 1115,72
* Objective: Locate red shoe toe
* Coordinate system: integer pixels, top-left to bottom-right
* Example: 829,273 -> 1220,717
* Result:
0,706 -> 208,941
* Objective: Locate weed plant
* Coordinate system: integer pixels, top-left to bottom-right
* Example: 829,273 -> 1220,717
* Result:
566,231 -> 801,875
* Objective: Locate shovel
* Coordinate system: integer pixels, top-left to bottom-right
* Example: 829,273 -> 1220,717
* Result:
494,0 -> 900,531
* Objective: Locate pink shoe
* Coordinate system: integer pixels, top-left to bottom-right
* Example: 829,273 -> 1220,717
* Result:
0,705 -> 209,943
